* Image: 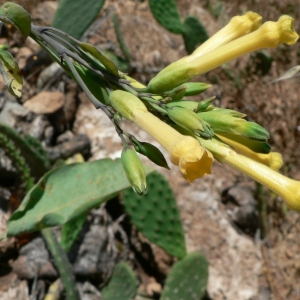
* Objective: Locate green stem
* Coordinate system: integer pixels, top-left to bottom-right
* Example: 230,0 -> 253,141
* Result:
41,228 -> 80,300
256,182 -> 268,238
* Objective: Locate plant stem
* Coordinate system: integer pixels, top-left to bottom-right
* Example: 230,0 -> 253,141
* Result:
41,228 -> 80,300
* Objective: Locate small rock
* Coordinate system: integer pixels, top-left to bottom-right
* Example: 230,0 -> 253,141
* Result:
16,47 -> 33,70
0,98 -> 30,128
0,273 -> 29,300
12,237 -> 57,279
24,91 -> 64,115
31,1 -> 58,26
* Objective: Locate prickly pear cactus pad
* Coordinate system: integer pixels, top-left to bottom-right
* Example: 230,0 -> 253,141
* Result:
101,262 -> 138,300
149,0 -> 184,34
122,171 -> 186,258
161,252 -> 209,300
52,0 -> 105,39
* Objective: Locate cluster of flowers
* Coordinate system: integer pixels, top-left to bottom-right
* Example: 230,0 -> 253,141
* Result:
110,12 -> 300,212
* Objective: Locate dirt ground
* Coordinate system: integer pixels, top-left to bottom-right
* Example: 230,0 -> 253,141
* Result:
0,0 -> 300,299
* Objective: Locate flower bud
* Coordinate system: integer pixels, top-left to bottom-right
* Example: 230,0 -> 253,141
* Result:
198,111 -> 269,141
167,106 -> 214,138
121,146 -> 147,195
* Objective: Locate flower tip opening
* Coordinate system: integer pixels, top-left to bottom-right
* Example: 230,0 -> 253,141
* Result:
180,150 -> 214,183
269,152 -> 283,171
277,15 -> 299,45
241,11 -> 262,32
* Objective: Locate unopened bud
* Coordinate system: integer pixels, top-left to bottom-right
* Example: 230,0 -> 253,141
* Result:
167,106 -> 214,138
121,146 -> 147,195
199,110 -> 269,141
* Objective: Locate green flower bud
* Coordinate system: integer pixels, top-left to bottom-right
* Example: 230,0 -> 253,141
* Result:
110,90 -> 147,121
198,111 -> 269,141
180,82 -> 212,96
121,146 -> 147,195
167,106 -> 214,138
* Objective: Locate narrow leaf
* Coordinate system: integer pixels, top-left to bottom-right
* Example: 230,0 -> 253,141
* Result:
78,42 -> 119,77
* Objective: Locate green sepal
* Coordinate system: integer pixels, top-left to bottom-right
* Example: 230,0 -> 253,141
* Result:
211,107 -> 246,118
0,50 -> 23,97
181,82 -> 212,96
166,100 -> 198,110
0,2 -> 31,38
131,137 -> 169,169
162,85 -> 187,101
193,97 -> 215,113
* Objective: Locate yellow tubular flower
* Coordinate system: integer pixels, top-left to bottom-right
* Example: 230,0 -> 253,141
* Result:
200,138 -> 300,212
216,133 -> 283,171
150,11 -> 262,86
146,15 -> 299,93
192,11 -> 262,58
110,90 -> 213,182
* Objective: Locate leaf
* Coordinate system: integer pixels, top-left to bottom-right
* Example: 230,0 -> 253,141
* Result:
0,2 -> 31,38
6,159 -> 153,237
78,42 -> 119,77
0,50 -> 22,97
